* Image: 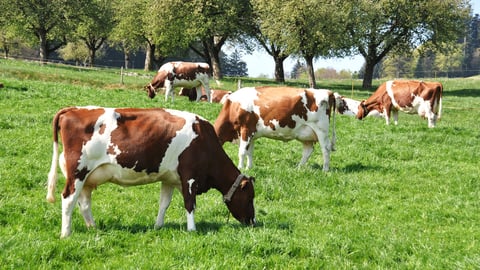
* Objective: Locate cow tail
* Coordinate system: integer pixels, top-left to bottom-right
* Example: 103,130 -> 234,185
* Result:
46,107 -> 70,203
437,85 -> 443,120
330,94 -> 337,152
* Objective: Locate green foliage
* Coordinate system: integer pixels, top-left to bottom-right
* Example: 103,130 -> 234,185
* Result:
1,59 -> 479,269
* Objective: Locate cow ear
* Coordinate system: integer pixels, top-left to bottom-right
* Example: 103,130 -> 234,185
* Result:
240,179 -> 249,189
240,177 -> 255,189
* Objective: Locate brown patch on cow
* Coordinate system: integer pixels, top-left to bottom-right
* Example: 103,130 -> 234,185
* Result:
55,108 -> 103,198
111,108 -> 180,173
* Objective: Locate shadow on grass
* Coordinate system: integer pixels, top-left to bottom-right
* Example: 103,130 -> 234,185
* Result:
3,85 -> 28,92
336,162 -> 384,173
443,88 -> 480,97
94,219 -> 260,235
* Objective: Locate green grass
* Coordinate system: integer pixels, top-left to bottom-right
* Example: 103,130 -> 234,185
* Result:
0,59 -> 479,269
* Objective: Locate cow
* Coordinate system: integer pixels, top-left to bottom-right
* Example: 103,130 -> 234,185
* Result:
357,80 -> 443,128
179,87 -> 231,103
334,93 -> 383,118
145,61 -> 211,102
46,106 -> 255,238
214,86 -> 336,171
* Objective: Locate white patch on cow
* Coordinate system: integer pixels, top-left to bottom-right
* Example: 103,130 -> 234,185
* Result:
79,105 -> 101,110
386,80 -> 401,109
187,179 -> 195,195
228,87 -> 260,113
186,210 -> 196,231
158,110 -> 199,182
78,108 -> 121,175
159,62 -> 174,72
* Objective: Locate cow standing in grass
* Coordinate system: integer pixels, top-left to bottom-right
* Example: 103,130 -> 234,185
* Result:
214,86 -> 336,171
145,61 -> 211,102
357,80 -> 443,128
47,106 -> 255,238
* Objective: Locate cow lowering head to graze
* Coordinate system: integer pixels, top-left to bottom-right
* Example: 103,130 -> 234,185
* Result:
214,86 -> 336,171
334,92 -> 383,118
179,87 -> 231,103
357,80 -> 443,128
145,61 -> 211,102
46,106 -> 255,238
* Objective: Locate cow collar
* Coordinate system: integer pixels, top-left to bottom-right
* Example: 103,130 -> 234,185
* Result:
223,174 -> 245,203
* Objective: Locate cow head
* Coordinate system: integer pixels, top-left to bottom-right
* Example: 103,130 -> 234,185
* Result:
145,83 -> 157,99
356,100 -> 369,120
223,175 -> 256,226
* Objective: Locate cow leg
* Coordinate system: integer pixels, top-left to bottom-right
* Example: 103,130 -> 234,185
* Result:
202,81 -> 211,102
77,186 -> 95,228
393,110 -> 399,125
238,138 -> 254,169
310,127 -> 331,171
61,179 -> 85,238
154,183 -> 175,229
194,86 -> 201,102
383,108 -> 391,125
165,84 -> 175,102
425,106 -> 436,128
180,177 -> 198,231
299,141 -> 314,167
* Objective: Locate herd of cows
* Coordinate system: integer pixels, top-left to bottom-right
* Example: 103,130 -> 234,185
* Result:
46,61 -> 443,238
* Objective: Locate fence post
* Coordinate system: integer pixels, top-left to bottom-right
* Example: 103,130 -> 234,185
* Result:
120,66 -> 124,85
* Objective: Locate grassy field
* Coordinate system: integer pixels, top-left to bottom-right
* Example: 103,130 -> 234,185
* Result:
0,59 -> 479,269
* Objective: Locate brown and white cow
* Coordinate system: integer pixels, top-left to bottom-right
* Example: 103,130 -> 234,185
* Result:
334,93 -> 383,118
179,87 -> 231,103
214,86 -> 336,171
46,106 -> 255,238
145,61 -> 211,102
357,80 -> 443,128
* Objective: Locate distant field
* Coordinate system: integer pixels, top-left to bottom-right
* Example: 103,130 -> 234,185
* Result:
0,59 -> 479,269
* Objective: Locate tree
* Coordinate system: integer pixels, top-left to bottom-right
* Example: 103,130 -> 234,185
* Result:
110,0 -> 146,69
58,42 -> 90,66
251,0 -> 292,82
185,0 -> 254,80
74,0 -> 115,67
5,0 -> 81,62
346,0 -> 471,88
221,49 -> 248,77
290,60 -> 306,79
263,0 -> 349,88
381,54 -> 415,78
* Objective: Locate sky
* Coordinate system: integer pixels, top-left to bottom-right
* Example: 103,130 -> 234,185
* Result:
243,0 -> 480,78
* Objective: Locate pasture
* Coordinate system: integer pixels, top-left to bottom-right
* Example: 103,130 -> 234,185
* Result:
0,59 -> 479,269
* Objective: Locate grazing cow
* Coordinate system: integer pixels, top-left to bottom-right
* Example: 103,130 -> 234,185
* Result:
179,87 -> 231,103
357,80 -> 443,128
145,61 -> 211,102
214,86 -> 336,171
46,106 -> 255,238
334,93 -> 383,118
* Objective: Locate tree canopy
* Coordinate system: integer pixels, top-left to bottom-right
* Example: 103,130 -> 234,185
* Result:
0,0 -> 476,84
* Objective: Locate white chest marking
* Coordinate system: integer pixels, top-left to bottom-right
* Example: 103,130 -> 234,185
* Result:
187,179 -> 195,194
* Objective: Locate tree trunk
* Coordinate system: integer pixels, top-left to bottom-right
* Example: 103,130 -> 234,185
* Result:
204,39 -> 222,80
88,49 -> 96,67
362,57 -> 376,89
144,42 -> 155,71
124,50 -> 130,69
274,57 -> 285,83
304,55 -> 316,88
38,30 -> 48,64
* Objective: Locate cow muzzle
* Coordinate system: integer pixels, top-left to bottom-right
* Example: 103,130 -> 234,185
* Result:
146,84 -> 156,99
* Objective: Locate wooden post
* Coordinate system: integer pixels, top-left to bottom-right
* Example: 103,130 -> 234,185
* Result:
120,67 -> 124,85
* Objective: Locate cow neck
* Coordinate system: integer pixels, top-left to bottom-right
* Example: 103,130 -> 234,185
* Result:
223,174 -> 245,203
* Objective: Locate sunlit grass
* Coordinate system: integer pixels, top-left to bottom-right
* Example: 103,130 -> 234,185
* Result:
0,59 -> 479,269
